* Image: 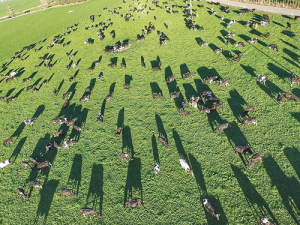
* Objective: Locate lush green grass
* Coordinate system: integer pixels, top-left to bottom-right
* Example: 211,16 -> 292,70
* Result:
0,0 -> 40,18
0,0 -> 300,224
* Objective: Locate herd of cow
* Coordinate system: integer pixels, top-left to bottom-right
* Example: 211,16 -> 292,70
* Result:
0,0 -> 299,223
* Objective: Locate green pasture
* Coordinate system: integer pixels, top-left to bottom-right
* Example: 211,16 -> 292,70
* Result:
0,0 -> 40,18
0,0 -> 299,224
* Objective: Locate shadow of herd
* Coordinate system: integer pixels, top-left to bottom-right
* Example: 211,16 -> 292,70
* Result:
0,0 -> 299,223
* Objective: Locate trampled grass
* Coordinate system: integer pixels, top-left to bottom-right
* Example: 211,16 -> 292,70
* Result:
0,0 -> 299,224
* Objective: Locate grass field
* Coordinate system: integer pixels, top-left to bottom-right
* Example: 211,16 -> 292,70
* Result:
0,0 -> 299,224
0,0 -> 40,18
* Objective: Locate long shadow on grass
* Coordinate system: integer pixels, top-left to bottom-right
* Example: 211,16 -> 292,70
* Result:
155,114 -> 168,143
67,82 -> 78,101
283,48 -> 300,61
68,154 -> 82,196
5,88 -> 15,97
56,79 -> 64,95
283,56 -> 300,68
231,164 -> 278,224
14,88 -> 24,99
280,39 -> 298,49
256,81 -> 283,103
165,66 -> 174,81
122,126 -> 134,157
183,83 -> 198,100
284,146 -> 300,180
197,66 -> 223,81
180,63 -> 190,78
173,129 -> 190,165
35,180 -> 59,225
291,112 -> 300,124
70,105 -> 88,141
9,137 -> 26,161
151,133 -> 159,163
227,89 -> 247,122
125,75 -> 133,85
117,107 -> 124,128
85,163 -> 103,215
264,156 -> 300,224
150,82 -> 163,95
124,158 -> 142,204
110,82 -> 116,94
240,64 -> 256,77
268,63 -> 290,80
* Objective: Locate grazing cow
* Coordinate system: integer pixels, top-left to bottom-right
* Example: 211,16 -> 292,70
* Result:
107,62 -> 117,67
203,198 -> 220,220
205,96 -> 220,103
3,138 -> 13,146
215,48 -> 224,54
0,97 -> 4,101
182,99 -> 187,109
37,160 -> 52,170
225,32 -> 235,38
210,103 -> 223,111
287,22 -> 291,28
53,88 -> 58,96
170,91 -> 181,100
242,117 -> 257,126
60,189 -> 77,196
24,119 -> 36,126
250,38 -> 259,44
80,208 -> 101,218
141,61 -> 146,68
291,77 -> 300,87
152,66 -> 161,72
158,136 -> 169,147
73,125 -> 82,132
199,41 -> 208,47
242,105 -> 254,117
80,96 -> 89,103
282,92 -> 298,102
262,32 -> 270,38
214,123 -> 229,132
97,113 -> 103,122
6,96 -> 14,103
218,80 -> 229,87
231,52 -> 244,62
21,162 -> 32,170
201,91 -> 212,98
199,105 -> 211,114
260,217 -> 275,225
183,72 -> 193,79
106,92 -> 113,101
246,152 -> 262,169
268,44 -> 279,51
178,109 -> 191,115
124,199 -> 143,209
63,139 -> 77,149
115,127 -> 123,137
87,67 -> 94,72
166,75 -> 175,83
123,84 -> 131,90
257,75 -> 269,85
179,159 -> 194,176
63,92 -> 71,99
152,93 -> 163,99
235,146 -> 253,154
98,74 -> 103,80
54,141 -> 61,150
235,42 -> 245,47
0,159 -> 13,169
189,98 -> 198,109
119,152 -> 133,162
63,99 -> 70,108
53,131 -> 63,138
205,76 -> 219,84
46,143 -> 53,150
17,188 -> 29,199
247,21 -> 254,27
154,162 -> 160,175
29,181 -> 43,189
69,76 -> 75,82
29,156 -> 38,165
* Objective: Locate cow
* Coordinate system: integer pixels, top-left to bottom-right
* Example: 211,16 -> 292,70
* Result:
235,42 -> 245,47
241,117 -> 257,126
257,75 -> 269,85
63,92 -> 71,99
63,99 -> 70,108
215,48 -> 224,54
17,188 -> 29,199
80,208 -> 101,218
290,77 -> 300,87
180,159 -> 194,176
80,96 -> 89,103
152,66 -> 161,72
170,91 -> 181,100
21,162 -> 32,170
199,105 -> 211,114
214,123 -> 229,132
282,92 -> 298,102
124,199 -> 143,209
29,181 -> 43,189
199,41 -> 208,47
24,119 -> 36,126
218,80 -> 229,87
60,189 -> 77,196
106,92 -> 113,101
260,217 -> 275,225
37,160 -> 52,170
158,136 -> 169,147
205,76 -> 219,84
183,72 -> 193,79
73,125 -> 82,132
246,153 -> 262,169
97,113 -> 103,122
268,44 -> 279,51
242,105 -> 254,117
225,32 -> 235,38
0,159 -> 13,169
53,131 -> 63,138
235,146 -> 253,154
287,22 -> 291,28
3,138 -> 13,146
119,152 -> 133,162
166,75 -> 175,83
178,109 -> 191,115
250,38 -> 259,44
210,103 -> 223,111
203,198 -> 220,220
63,139 -> 77,149
115,127 -> 123,137
152,93 -> 163,99
262,32 -> 270,38
154,162 -> 160,175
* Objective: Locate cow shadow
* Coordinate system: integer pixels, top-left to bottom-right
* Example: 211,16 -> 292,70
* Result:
117,107 -> 124,128
208,43 -> 219,54
231,164 -> 278,224
121,58 -> 126,67
66,82 -> 77,101
165,66 -> 174,81
74,69 -> 79,79
280,39 -> 298,49
217,36 -> 225,44
183,83 -> 198,100
282,30 -> 296,38
240,64 -> 256,77
124,158 -> 142,204
35,180 -> 59,225
85,163 -> 103,215
6,88 -> 15,97
283,48 -> 300,61
122,126 -> 134,157
70,106 -> 88,140
273,21 -> 284,27
155,114 -> 168,142
151,133 -> 159,163
14,88 -> 24,98
68,154 -> 82,196
291,112 -> 300,123
227,89 -> 247,122
110,82 -> 116,94
110,57 -> 118,65
197,66 -> 222,81
150,82 -> 163,95
125,75 -> 133,85
141,56 -> 145,67
9,137 -> 27,161
256,81 -> 283,102
173,129 -> 190,165
291,88 -> 300,99
283,56 -> 300,68
189,153 -> 207,195
249,29 -> 262,36
195,37 -> 203,45
264,156 -> 300,224
100,99 -> 106,119
180,63 -> 190,78
284,146 -> 300,180
238,34 -> 251,42
56,79 -> 64,95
